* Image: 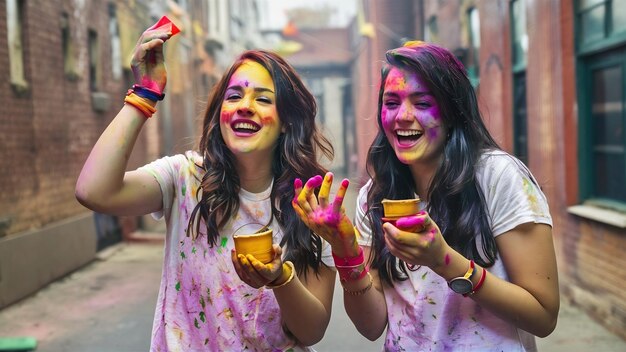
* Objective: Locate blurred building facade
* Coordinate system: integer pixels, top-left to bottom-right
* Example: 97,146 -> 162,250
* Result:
263,25 -> 354,174
349,0 -> 626,340
0,0 -> 264,309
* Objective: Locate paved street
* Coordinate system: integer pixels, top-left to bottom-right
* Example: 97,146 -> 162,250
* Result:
1,239 -> 626,352
1,177 -> 625,351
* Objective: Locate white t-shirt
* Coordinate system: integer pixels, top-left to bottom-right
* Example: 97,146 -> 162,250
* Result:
139,151 -> 333,352
355,150 -> 552,352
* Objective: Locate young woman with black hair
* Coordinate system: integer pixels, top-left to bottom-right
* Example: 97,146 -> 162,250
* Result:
294,41 -> 559,351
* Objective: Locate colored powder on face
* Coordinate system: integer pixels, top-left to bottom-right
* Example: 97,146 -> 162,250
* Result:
244,80 -> 249,87
260,115 -> 276,125
220,110 -> 232,124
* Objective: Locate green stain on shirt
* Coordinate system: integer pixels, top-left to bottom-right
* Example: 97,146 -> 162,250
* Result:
182,184 -> 187,196
199,311 -> 206,323
180,251 -> 186,259
220,237 -> 228,248
175,281 -> 181,291
194,318 -> 200,329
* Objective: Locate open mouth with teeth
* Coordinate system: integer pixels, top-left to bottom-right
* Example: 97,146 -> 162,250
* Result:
231,120 -> 261,135
396,129 -> 423,146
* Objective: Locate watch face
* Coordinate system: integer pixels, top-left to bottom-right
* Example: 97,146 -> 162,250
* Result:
448,278 -> 472,294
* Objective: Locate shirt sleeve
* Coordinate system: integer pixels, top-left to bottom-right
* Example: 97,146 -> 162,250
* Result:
319,238 -> 335,267
137,154 -> 186,221
354,180 -> 374,248
477,153 -> 553,237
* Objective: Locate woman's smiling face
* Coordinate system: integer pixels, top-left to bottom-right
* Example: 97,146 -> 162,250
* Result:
381,66 -> 448,165
220,60 -> 283,157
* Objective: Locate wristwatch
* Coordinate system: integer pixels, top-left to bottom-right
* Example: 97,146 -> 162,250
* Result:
448,260 -> 475,295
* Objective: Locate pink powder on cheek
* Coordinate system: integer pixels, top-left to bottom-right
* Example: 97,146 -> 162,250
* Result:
381,109 -> 394,131
427,128 -> 439,140
220,110 -> 233,124
260,115 -> 276,125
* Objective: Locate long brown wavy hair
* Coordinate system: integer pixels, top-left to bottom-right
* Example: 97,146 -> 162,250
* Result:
187,50 -> 333,276
366,42 -> 502,285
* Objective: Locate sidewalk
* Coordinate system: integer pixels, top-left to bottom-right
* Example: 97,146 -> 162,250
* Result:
1,178 -> 625,351
1,238 -> 625,352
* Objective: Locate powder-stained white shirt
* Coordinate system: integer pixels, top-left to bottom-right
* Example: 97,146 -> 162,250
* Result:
140,151 -> 333,352
355,150 -> 552,352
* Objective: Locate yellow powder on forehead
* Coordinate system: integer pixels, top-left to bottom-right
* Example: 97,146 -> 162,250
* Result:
403,40 -> 426,48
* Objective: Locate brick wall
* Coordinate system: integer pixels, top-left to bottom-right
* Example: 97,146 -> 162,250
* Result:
0,0 -> 154,237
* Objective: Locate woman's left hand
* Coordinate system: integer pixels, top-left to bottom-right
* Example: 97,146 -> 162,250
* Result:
292,172 -> 360,258
231,244 -> 284,288
382,212 -> 450,269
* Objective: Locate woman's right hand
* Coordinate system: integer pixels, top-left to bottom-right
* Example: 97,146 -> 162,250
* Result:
130,24 -> 172,94
292,172 -> 360,258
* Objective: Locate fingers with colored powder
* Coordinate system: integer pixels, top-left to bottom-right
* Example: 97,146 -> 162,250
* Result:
318,173 -> 333,208
297,175 -> 323,213
332,178 -> 349,214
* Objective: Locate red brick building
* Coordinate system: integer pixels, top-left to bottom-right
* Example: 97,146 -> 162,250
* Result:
0,0 -> 217,309
350,0 -> 626,339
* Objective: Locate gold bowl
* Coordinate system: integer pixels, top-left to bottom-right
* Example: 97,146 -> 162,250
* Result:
233,228 -> 274,264
381,198 -> 420,219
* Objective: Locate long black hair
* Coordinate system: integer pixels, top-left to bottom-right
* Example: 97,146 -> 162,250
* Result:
366,41 -> 500,285
187,50 -> 333,276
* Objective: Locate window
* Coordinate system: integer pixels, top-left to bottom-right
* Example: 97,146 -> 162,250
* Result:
467,7 -> 481,87
577,0 -> 626,206
108,3 -> 122,80
511,0 -> 529,165
577,0 -> 626,53
581,50 -> 626,203
425,16 -> 438,43
307,78 -> 325,124
88,29 -> 100,91
61,12 -> 79,80
6,0 -> 28,91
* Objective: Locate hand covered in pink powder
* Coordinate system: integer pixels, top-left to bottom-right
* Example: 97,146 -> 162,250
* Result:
292,172 -> 360,258
231,244 -> 284,288
382,212 -> 451,269
130,21 -> 174,94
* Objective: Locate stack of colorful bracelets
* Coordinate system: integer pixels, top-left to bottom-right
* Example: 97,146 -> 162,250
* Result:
332,230 -> 373,296
124,84 -> 165,118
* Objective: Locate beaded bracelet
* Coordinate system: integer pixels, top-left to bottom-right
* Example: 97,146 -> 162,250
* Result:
464,266 -> 487,297
132,84 -> 165,101
343,272 -> 373,296
266,261 -> 295,289
124,92 -> 157,118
